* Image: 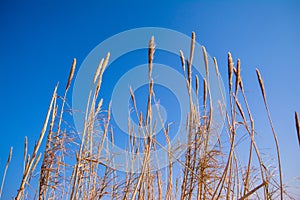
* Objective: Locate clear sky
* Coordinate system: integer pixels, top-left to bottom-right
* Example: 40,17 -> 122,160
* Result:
0,0 -> 299,198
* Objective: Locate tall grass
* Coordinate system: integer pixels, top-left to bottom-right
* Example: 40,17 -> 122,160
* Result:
0,33 -> 298,199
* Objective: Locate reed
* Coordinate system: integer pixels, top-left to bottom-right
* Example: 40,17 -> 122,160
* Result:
0,32 -> 295,200
256,69 -> 283,199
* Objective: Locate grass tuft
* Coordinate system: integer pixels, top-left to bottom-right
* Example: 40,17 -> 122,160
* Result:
0,33 -> 296,200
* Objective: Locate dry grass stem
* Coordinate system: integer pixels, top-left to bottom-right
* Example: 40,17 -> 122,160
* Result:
0,147 -> 13,198
256,68 -> 283,200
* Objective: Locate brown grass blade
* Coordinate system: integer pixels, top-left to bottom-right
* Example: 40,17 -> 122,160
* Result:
179,50 -> 186,75
66,58 -> 76,90
195,75 -> 199,97
213,57 -> 219,76
228,52 -> 234,92
93,58 -> 104,84
0,147 -> 13,198
148,36 -> 155,79
295,112 -> 300,147
188,32 -> 195,88
129,86 -> 137,111
203,79 -> 207,108
238,181 -> 267,200
235,59 -> 241,95
202,46 -> 209,77
23,137 -> 28,173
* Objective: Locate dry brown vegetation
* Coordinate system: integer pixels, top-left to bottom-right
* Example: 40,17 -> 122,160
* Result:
0,32 -> 298,199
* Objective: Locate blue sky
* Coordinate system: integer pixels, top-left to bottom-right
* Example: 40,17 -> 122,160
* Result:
0,0 -> 300,198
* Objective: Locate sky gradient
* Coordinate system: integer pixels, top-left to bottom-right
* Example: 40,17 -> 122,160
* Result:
0,0 -> 300,198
